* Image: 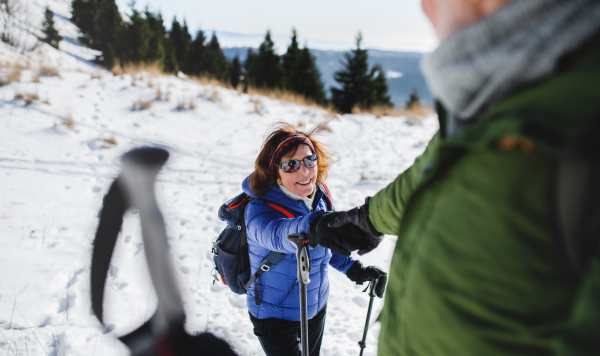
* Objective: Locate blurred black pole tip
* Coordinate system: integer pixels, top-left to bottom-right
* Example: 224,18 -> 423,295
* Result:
121,146 -> 169,166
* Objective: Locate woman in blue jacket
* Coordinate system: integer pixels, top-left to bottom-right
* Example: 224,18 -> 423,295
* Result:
243,123 -> 386,356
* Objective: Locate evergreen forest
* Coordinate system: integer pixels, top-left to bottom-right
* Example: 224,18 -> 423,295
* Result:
70,0 -> 392,113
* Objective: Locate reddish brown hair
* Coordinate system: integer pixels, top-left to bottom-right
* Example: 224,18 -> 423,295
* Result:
249,122 -> 333,196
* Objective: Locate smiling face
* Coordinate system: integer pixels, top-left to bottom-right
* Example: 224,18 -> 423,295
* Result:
276,144 -> 317,197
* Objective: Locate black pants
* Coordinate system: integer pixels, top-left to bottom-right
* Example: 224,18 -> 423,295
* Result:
249,305 -> 327,356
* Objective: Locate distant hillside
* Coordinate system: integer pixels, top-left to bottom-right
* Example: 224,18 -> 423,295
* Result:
222,47 -> 433,107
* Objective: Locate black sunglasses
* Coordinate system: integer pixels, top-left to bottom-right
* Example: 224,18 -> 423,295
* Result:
278,154 -> 318,173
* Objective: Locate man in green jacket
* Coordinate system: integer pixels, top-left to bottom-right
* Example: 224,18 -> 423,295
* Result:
307,0 -> 600,354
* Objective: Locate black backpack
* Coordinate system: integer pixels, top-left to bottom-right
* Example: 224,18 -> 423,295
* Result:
211,184 -> 333,299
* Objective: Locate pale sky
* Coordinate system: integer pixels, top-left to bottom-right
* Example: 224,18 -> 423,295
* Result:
116,0 -> 439,52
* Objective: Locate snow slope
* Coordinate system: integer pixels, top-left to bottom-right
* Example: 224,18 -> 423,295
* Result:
0,1 -> 439,355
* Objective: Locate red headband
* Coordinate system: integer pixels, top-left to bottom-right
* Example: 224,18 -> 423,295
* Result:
269,133 -> 315,174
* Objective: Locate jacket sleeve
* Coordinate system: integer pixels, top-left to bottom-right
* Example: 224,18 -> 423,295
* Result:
329,252 -> 355,274
556,245 -> 600,355
245,200 -> 322,254
368,131 -> 441,236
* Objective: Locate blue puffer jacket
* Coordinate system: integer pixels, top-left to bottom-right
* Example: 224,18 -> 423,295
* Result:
242,176 -> 355,321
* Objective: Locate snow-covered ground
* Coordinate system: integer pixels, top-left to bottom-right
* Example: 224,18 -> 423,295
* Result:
0,1 -> 439,355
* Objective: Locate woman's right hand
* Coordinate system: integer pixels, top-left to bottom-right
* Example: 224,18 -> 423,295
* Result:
307,211 -> 379,256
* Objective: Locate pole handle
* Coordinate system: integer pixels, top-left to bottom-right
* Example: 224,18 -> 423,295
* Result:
288,234 -> 311,285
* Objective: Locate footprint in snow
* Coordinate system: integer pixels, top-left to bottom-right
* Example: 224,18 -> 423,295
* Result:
179,266 -> 190,274
92,186 -> 101,193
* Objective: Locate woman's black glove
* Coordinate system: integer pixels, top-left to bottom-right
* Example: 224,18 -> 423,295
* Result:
328,198 -> 383,255
307,212 -> 367,257
346,262 -> 387,298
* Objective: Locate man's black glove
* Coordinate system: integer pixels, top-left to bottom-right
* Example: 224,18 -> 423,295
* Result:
346,262 -> 387,298
328,198 -> 383,255
307,212 -> 368,257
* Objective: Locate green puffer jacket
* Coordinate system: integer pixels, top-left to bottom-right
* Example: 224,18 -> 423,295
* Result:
370,37 -> 600,355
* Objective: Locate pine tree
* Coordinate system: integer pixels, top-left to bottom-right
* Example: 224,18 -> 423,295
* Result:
230,56 -> 241,89
331,32 -> 391,113
281,29 -> 325,104
405,90 -> 420,109
119,5 -> 152,64
71,0 -> 122,68
296,47 -> 325,104
282,29 -> 301,90
186,30 -> 206,76
245,30 -> 283,89
205,32 -> 229,81
42,6 -> 62,49
168,18 -> 192,73
145,9 -> 166,68
163,38 -> 179,73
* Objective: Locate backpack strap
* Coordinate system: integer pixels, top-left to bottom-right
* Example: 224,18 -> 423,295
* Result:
319,182 -> 334,211
244,251 -> 287,304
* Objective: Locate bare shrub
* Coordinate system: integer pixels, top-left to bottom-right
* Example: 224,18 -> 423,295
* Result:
132,99 -> 152,111
155,87 -> 162,100
24,92 -> 38,105
176,97 -> 195,111
39,65 -> 59,77
32,72 -> 40,83
209,88 -> 221,102
59,112 -> 74,129
148,79 -> 154,88
250,96 -> 266,115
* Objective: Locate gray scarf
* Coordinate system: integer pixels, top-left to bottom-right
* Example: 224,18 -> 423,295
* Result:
421,0 -> 600,135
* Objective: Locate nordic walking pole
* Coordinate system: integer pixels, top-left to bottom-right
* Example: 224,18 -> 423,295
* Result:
287,233 -> 311,356
358,277 -> 381,356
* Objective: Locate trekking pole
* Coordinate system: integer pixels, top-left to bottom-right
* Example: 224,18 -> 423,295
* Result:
358,277 -> 381,356
119,147 -> 186,337
287,233 -> 311,356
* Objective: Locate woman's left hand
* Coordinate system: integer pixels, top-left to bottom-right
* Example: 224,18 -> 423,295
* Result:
346,262 -> 387,298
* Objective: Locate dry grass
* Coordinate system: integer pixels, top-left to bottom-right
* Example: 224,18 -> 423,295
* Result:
111,62 -> 163,77
190,75 -> 228,87
99,136 -> 117,145
14,92 -> 24,100
62,117 -> 74,128
148,79 -> 154,88
132,99 -> 152,111
110,63 -> 339,115
57,112 -> 75,129
155,87 -> 163,100
24,93 -> 38,106
351,102 -> 434,119
246,86 -> 339,115
8,68 -> 21,83
32,72 -> 40,83
39,65 -> 59,77
176,97 -> 196,111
